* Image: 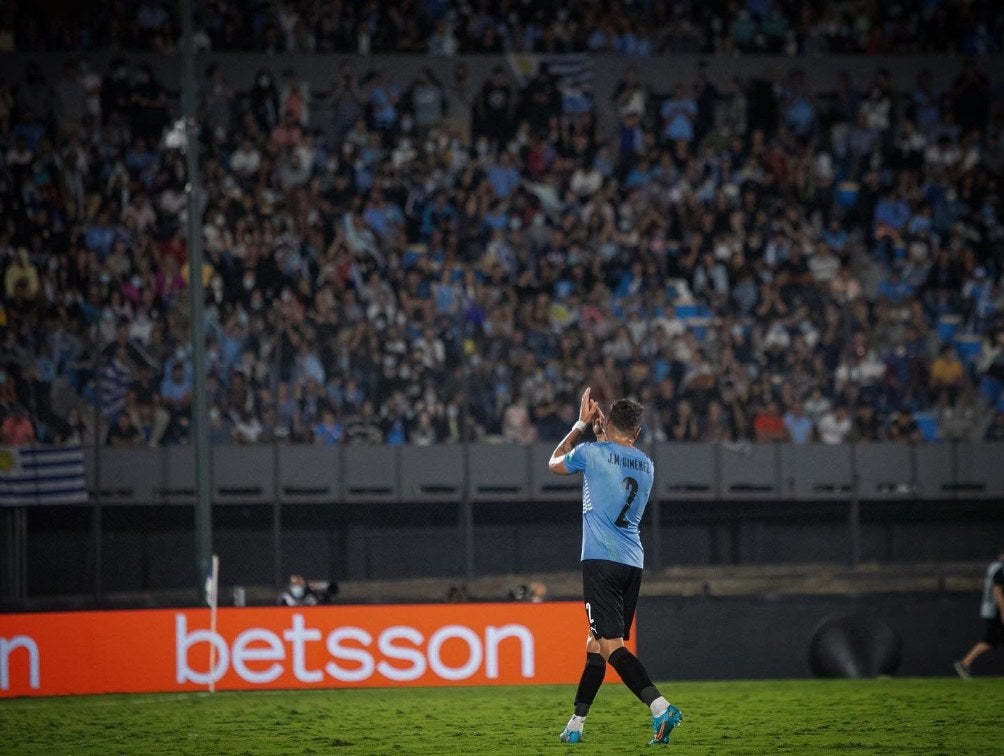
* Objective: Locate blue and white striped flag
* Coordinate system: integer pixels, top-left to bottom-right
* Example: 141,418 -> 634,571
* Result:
0,445 -> 87,505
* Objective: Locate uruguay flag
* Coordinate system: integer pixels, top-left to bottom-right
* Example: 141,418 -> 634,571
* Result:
0,445 -> 88,505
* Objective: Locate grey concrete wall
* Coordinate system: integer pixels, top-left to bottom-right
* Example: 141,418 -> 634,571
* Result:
78,443 -> 1004,507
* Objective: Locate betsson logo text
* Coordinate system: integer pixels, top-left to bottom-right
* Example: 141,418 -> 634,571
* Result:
176,614 -> 536,685
1,635 -> 40,690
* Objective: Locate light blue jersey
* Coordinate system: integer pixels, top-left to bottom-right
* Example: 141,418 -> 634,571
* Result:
563,441 -> 654,569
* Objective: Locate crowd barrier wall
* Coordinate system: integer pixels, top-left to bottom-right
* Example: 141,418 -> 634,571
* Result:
70,442 -> 1004,508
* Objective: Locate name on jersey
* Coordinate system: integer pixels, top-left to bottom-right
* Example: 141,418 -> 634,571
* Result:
606,452 -> 651,473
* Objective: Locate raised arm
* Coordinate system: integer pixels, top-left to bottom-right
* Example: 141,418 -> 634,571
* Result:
549,388 -> 600,475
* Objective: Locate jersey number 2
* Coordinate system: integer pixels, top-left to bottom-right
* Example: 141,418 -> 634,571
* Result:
616,477 -> 639,527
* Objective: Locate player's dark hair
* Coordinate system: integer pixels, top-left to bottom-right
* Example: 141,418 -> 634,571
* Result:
608,399 -> 643,434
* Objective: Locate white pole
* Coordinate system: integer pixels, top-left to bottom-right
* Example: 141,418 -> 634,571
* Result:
207,553 -> 219,693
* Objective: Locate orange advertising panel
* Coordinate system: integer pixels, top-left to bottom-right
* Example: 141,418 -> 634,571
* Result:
0,602 -> 634,698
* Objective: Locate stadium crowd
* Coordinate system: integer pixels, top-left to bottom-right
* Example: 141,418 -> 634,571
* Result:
1,9 -> 1003,449
2,0 -> 1002,57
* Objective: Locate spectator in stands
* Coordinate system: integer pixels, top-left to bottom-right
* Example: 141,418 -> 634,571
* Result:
474,65 -> 514,148
327,66 -> 364,146
817,403 -> 852,444
129,64 -> 169,141
887,411 -> 923,443
409,69 -> 446,136
1,404 -> 35,445
249,68 -> 280,134
669,398 -> 701,441
503,395 -> 540,444
106,409 -> 143,447
660,83 -> 697,145
57,406 -> 91,446
231,409 -> 264,444
535,398 -> 569,441
126,363 -> 168,446
201,63 -> 234,148
345,400 -> 384,444
929,344 -> 967,402
229,137 -> 262,177
934,387 -> 983,442
783,401 -> 813,444
977,329 -> 1004,407
853,404 -> 882,442
4,248 -> 38,300
1,14 -> 1002,453
313,408 -> 344,446
159,360 -> 193,444
54,60 -> 87,138
98,342 -> 134,425
753,400 -> 789,443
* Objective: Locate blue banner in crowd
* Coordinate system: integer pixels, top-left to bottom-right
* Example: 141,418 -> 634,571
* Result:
0,446 -> 87,506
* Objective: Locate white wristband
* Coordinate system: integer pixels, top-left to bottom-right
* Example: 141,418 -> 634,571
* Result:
573,420 -> 588,432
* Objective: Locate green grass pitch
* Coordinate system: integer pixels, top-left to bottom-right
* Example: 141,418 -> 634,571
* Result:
1,678 -> 1001,754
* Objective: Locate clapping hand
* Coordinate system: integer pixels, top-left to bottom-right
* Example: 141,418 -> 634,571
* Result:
580,387 -> 605,438
593,407 -> 607,439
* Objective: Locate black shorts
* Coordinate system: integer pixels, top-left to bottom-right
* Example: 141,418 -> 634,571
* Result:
582,559 -> 642,641
983,616 -> 1004,647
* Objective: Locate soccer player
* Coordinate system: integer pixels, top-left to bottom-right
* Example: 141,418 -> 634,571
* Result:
954,551 -> 1004,678
548,387 -> 683,745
